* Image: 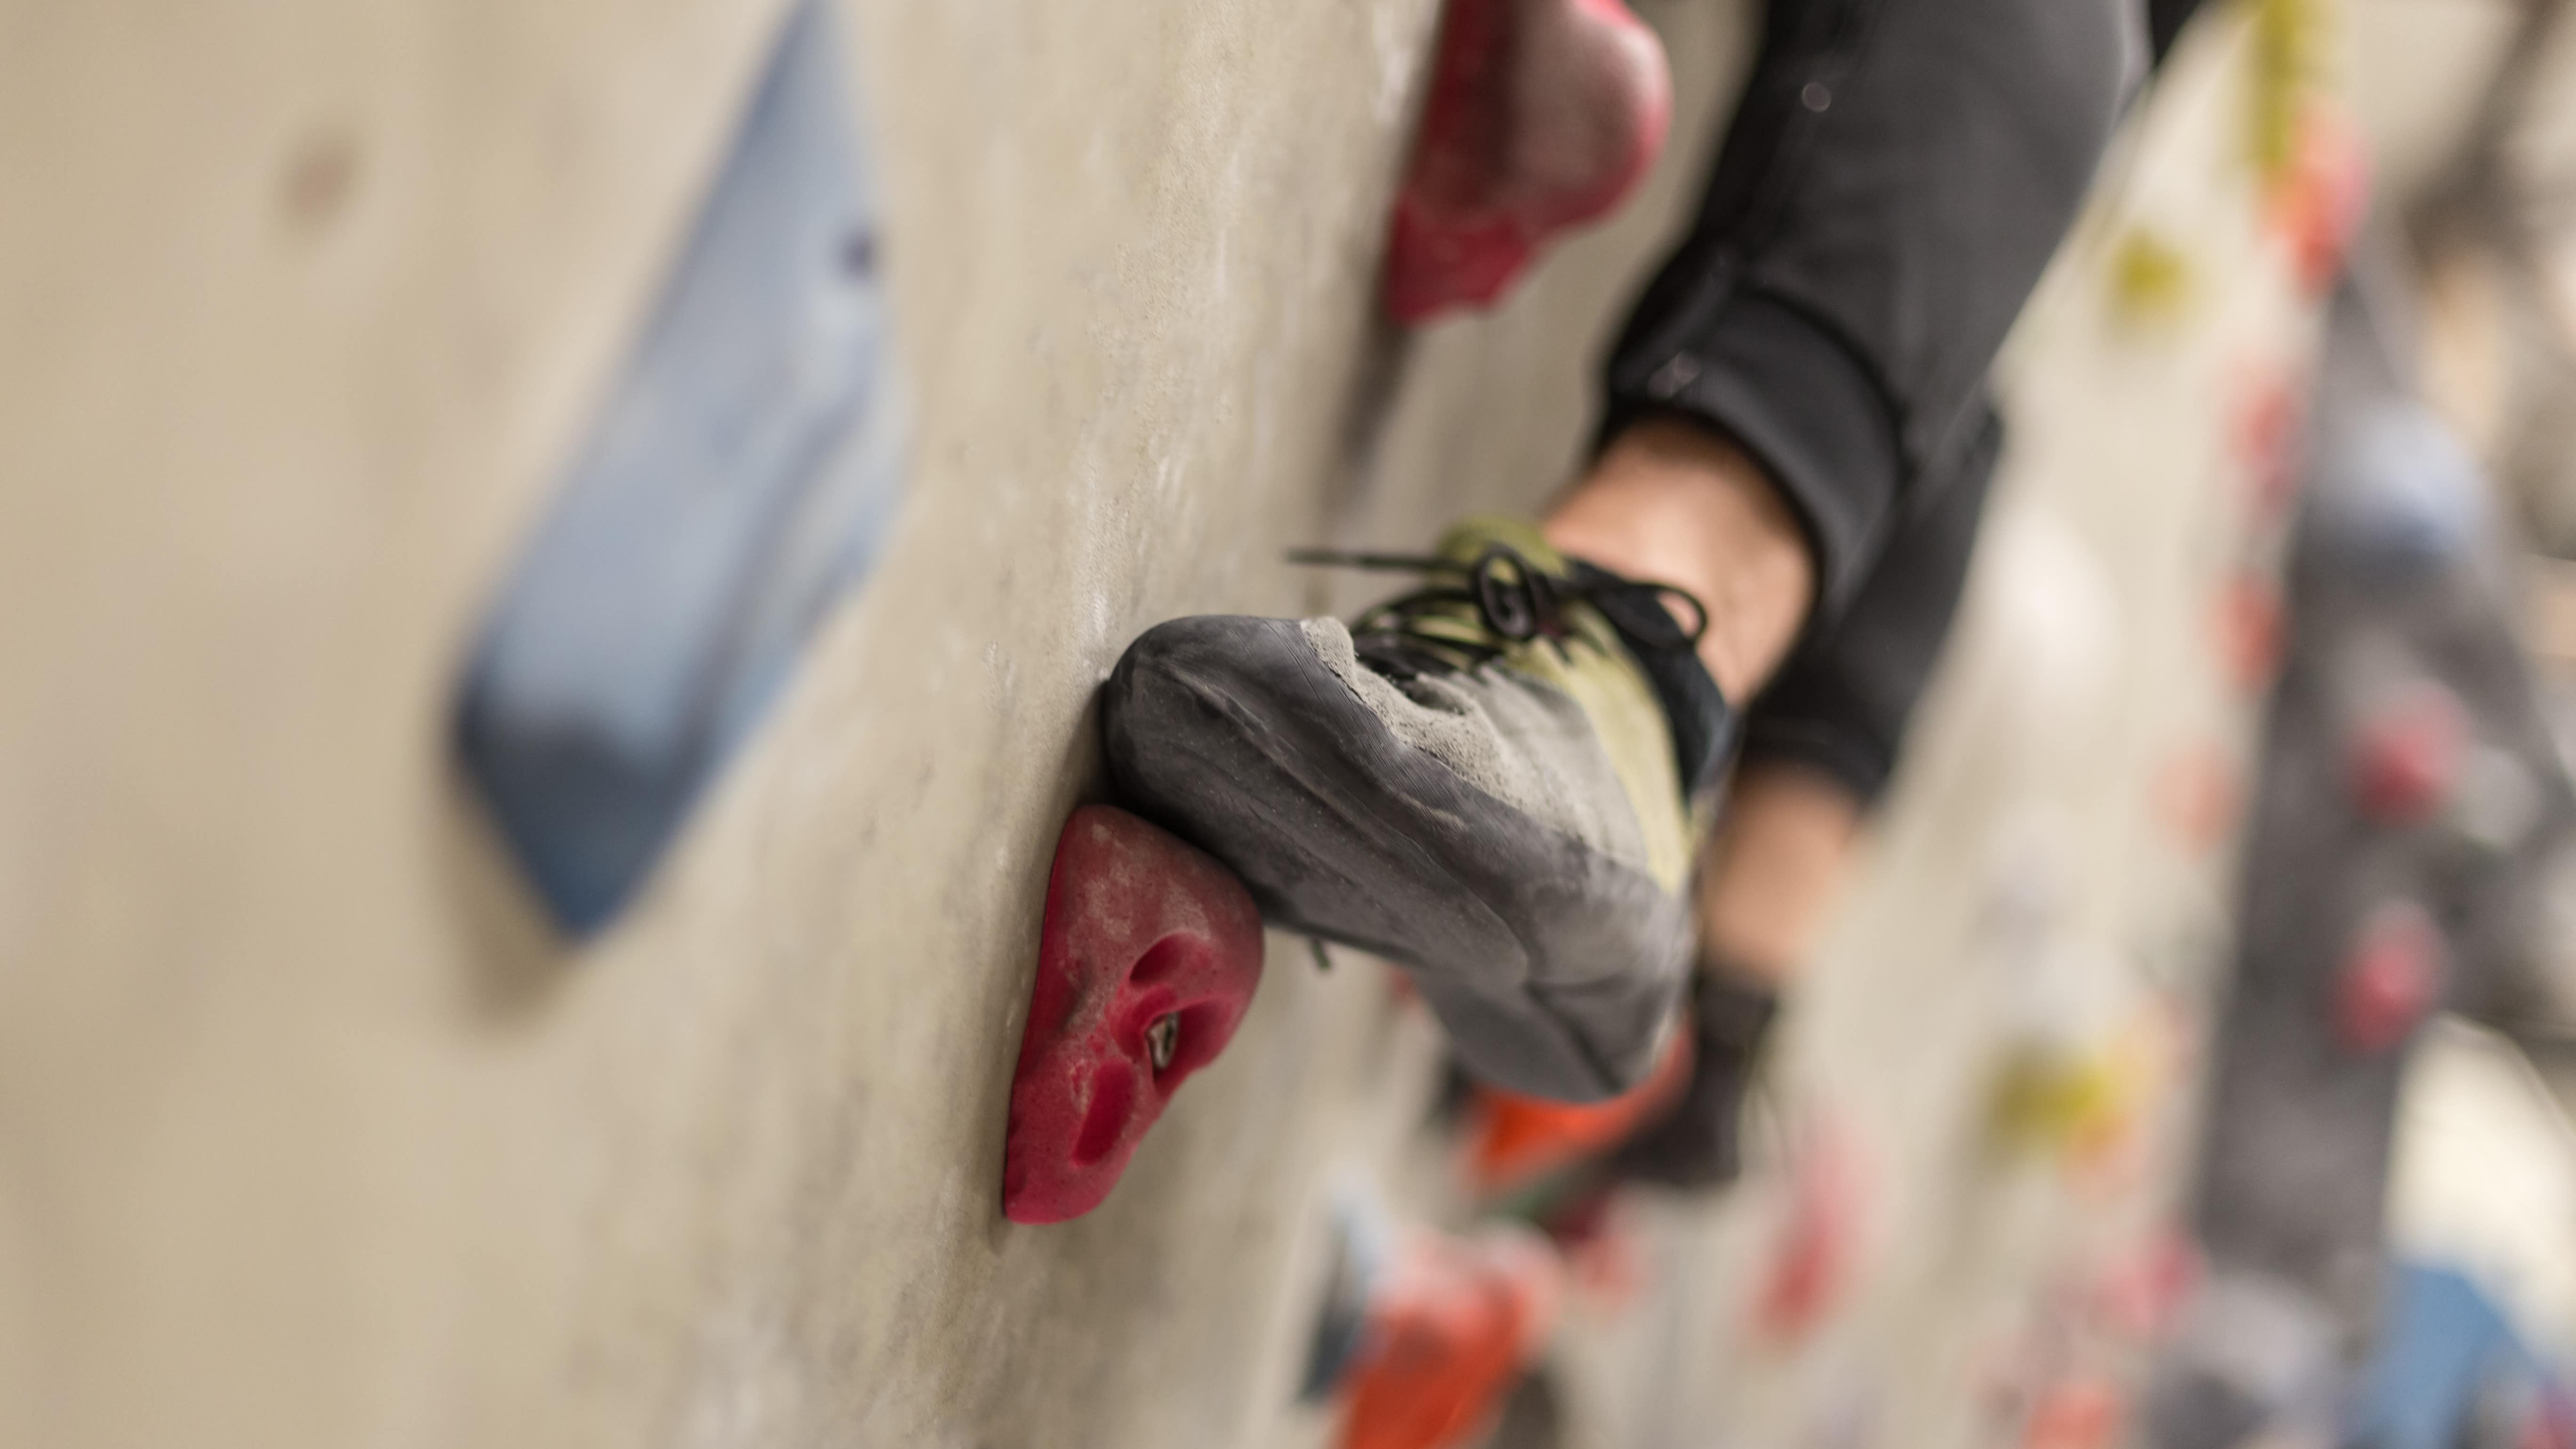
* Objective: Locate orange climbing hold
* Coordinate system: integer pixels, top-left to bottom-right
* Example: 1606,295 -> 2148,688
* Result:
1460,1026 -> 1692,1196
1340,1229 -> 1563,1449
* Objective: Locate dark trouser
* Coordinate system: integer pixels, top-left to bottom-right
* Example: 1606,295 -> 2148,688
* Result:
1601,0 -> 2162,801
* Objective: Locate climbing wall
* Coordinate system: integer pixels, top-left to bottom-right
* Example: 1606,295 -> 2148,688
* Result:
0,3 -> 2359,1449
1545,8 -> 2353,1447
0,0 -> 1739,1443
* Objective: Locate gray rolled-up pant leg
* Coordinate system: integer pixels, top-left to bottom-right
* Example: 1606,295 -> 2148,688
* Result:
1602,0 -> 2141,616
1741,405 -> 2001,803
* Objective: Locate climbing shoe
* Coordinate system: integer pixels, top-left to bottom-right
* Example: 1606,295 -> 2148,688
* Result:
1606,968 -> 1777,1189
1101,517 -> 1734,1101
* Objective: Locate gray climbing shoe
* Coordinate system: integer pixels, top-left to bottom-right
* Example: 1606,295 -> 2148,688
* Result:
1101,518 -> 1734,1101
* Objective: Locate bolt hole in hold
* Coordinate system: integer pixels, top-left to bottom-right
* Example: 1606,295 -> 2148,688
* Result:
1130,934 -> 1193,988
1002,806 -> 1265,1224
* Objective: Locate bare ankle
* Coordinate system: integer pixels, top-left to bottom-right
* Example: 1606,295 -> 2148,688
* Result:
1542,418 -> 1817,700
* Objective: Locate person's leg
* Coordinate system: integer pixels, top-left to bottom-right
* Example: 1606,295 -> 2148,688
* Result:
1696,763 -> 1862,982
1541,418 -> 1813,702
1104,0 -> 2131,1103
1582,0 -> 2230,1172
1589,0 -> 2136,624
1611,416 -> 1997,1184
1598,762 -> 1855,1186
1598,398 -> 1999,985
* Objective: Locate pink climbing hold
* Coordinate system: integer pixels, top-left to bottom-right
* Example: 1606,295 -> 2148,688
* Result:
1002,804 -> 1265,1225
1383,0 -> 1672,324
2349,684 -> 2466,825
2334,900 -> 2445,1054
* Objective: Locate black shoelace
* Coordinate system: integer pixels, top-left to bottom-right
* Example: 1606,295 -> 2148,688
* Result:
1287,542 -> 1708,677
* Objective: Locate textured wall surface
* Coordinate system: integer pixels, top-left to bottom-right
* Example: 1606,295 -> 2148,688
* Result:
0,0 -> 2400,1445
0,0 -> 1750,1445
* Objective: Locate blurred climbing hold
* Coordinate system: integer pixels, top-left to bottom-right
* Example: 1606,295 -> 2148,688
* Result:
2091,1229 -> 2202,1344
1755,1117 -> 1865,1346
2348,682 -> 2467,826
2232,364 -> 2307,528
2020,1376 -> 2125,1449
2309,398 -> 2488,577
1988,1033 -> 2153,1175
2153,744 -> 2243,855
1338,1227 -> 1563,1449
1002,806 -> 1265,1224
2106,226 -> 2198,333
2268,106 -> 2367,298
2215,573 -> 2286,694
2245,0 -> 2331,198
453,0 -> 909,935
1303,1184 -> 1399,1402
2334,899 -> 2447,1055
1382,0 -> 1670,323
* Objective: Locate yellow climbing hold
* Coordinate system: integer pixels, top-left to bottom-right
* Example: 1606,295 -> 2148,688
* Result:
2108,227 -> 2197,331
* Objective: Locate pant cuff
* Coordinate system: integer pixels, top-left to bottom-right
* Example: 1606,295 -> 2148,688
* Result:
1603,289 -> 1901,615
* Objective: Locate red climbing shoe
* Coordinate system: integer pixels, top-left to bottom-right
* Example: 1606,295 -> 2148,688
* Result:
1002,805 -> 1265,1224
1383,0 -> 1671,323
1340,1228 -> 1563,1449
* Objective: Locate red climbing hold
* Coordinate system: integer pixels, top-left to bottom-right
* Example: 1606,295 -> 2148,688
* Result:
2214,573 -> 2285,695
1756,1118 -> 1863,1345
1339,1228 -> 1563,1449
2349,684 -> 2466,825
1383,0 -> 1671,323
2334,900 -> 2445,1054
2232,364 -> 2308,527
2269,105 -> 2369,299
1002,805 -> 1265,1225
